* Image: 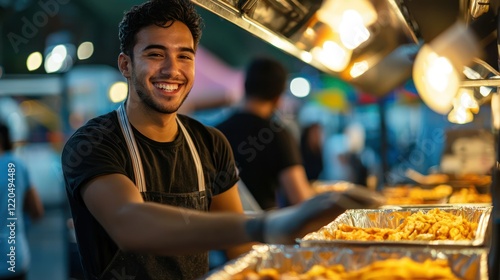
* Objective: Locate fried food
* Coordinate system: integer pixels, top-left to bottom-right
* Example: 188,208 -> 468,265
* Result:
230,257 -> 461,279
452,174 -> 491,186
448,187 -> 492,204
383,185 -> 452,205
319,208 -> 477,241
408,185 -> 453,200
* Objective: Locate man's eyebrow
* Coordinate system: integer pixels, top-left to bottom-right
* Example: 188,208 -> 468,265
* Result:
179,47 -> 195,54
142,44 -> 195,54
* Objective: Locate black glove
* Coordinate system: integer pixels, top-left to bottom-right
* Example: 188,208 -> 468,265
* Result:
246,188 -> 384,244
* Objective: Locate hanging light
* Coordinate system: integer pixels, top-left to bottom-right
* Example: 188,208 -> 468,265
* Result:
312,39 -> 352,72
457,88 -> 479,113
316,0 -> 377,50
413,21 -> 480,114
447,105 -> 474,124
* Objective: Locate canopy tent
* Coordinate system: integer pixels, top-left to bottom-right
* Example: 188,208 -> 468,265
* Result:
180,47 -> 244,114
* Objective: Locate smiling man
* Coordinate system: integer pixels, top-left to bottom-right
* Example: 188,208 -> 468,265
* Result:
61,1 -> 383,279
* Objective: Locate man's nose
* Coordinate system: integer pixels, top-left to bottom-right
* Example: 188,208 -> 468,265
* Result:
160,57 -> 181,76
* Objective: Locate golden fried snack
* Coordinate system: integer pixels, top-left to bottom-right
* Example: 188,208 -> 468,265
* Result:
381,185 -> 411,197
449,187 -> 492,204
230,257 -> 461,279
318,208 -> 477,241
408,185 -> 453,200
341,258 -> 460,280
383,185 -> 452,205
453,174 -> 491,186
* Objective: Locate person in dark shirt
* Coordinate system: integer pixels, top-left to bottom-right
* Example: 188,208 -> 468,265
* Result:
300,123 -> 324,181
217,57 -> 315,210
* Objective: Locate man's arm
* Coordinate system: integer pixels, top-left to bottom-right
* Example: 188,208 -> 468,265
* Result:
279,165 -> 315,205
81,173 -> 254,256
81,173 -> 383,256
210,184 -> 256,259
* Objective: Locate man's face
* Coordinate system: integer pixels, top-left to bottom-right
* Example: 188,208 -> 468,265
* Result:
126,22 -> 195,114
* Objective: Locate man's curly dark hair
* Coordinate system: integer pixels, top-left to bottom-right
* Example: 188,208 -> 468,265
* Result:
118,0 -> 203,59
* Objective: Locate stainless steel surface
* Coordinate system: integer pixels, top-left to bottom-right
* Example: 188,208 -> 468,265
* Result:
300,206 -> 493,247
470,0 -> 493,19
191,0 -> 334,75
192,0 -> 499,96
192,0 -> 419,96
203,245 -> 489,280
461,79 -> 500,87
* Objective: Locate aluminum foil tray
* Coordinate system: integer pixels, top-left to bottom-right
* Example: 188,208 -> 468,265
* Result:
202,245 -> 488,280
300,205 -> 492,247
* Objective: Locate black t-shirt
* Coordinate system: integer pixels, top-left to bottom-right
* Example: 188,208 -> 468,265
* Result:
62,111 -> 238,279
216,112 -> 302,210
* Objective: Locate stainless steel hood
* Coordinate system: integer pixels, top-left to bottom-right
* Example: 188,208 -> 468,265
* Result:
192,0 -> 499,96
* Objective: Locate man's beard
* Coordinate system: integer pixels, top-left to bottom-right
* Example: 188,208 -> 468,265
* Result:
133,77 -> 189,114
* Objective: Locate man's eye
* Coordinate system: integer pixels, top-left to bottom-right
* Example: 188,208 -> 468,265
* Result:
180,55 -> 194,60
148,53 -> 162,57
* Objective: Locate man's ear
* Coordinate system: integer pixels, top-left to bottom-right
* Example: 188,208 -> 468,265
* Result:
118,53 -> 132,78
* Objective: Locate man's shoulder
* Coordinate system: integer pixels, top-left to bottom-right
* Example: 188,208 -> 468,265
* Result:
76,111 -> 118,133
216,112 -> 258,129
63,111 -> 120,149
69,111 -> 118,135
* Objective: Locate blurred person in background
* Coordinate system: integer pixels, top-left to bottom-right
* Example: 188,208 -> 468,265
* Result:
61,1 -> 383,279
217,57 -> 315,210
0,123 -> 44,280
300,123 -> 324,181
323,122 -> 379,188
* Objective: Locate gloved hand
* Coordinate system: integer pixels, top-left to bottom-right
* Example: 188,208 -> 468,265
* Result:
247,188 -> 385,244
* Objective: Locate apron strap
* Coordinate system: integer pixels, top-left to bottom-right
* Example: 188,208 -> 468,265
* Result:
176,117 -> 206,192
117,105 -> 146,192
116,104 -> 205,193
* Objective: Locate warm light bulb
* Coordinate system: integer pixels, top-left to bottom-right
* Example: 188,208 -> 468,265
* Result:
26,52 -> 43,71
414,45 -> 460,114
424,56 -> 455,93
457,88 -> 479,112
77,41 -> 94,60
109,81 -> 128,103
312,41 -> 352,72
413,21 -> 479,115
316,0 -> 377,49
317,0 -> 377,27
338,10 -> 371,49
350,60 -> 370,78
300,51 -> 313,63
448,105 -> 473,124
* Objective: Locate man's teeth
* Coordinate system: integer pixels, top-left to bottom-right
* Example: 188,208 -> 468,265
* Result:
155,83 -> 178,91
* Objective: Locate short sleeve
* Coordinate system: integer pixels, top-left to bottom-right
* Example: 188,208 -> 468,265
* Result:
273,124 -> 303,171
61,118 -> 129,205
